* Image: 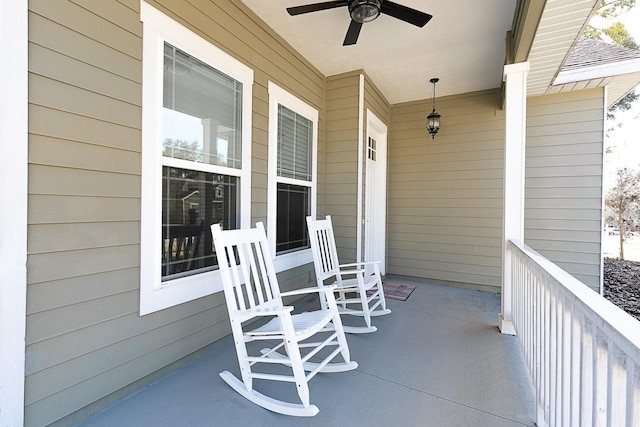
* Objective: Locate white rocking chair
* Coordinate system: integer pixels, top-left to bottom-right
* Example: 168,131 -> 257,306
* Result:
306,215 -> 391,334
211,222 -> 357,417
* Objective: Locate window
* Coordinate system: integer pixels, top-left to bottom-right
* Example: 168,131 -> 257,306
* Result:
268,82 -> 317,269
367,136 -> 377,161
140,2 -> 253,314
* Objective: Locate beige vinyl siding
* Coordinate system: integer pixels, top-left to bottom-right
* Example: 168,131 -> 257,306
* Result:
524,88 -> 605,291
388,89 -> 505,290
324,72 -> 361,262
26,0 -> 325,425
364,73 -> 391,126
387,87 -> 604,292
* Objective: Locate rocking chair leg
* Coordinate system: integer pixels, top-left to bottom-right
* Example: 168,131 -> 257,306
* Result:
282,318 -> 311,408
284,341 -> 310,407
339,290 -> 348,309
363,306 -> 372,328
334,323 -> 352,363
318,288 -> 329,311
231,323 -> 253,391
357,282 -> 373,329
376,277 -> 388,311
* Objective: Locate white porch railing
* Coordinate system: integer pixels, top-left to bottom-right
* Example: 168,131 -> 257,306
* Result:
508,240 -> 640,427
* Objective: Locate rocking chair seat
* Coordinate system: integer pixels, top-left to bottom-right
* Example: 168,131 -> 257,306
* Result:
250,310 -> 334,337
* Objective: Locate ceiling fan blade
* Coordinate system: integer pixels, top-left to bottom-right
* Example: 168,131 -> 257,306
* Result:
381,1 -> 432,27
287,1 -> 348,16
343,20 -> 363,45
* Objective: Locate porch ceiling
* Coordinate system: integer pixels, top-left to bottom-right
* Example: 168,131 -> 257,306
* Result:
239,0 -> 599,105
240,0 -> 517,104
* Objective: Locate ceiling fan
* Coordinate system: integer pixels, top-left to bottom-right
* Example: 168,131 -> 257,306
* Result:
286,0 -> 432,46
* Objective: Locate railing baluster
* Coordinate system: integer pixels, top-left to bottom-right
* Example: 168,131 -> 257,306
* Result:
628,361 -> 638,426
570,308 -> 581,427
536,265 -> 544,425
608,340 -> 615,427
596,328 -> 608,425
562,296 -> 570,427
544,279 -> 551,423
584,317 -> 594,426
550,286 -> 557,424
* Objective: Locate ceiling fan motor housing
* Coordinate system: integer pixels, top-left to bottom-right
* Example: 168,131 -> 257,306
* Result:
348,0 -> 381,23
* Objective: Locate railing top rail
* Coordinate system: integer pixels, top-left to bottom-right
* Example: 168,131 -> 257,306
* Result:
509,240 -> 640,352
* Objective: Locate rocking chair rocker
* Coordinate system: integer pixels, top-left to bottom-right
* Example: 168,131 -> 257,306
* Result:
306,215 -> 391,334
211,222 -> 357,416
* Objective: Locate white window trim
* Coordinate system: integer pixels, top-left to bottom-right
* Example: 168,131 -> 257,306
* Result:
267,82 -> 318,271
140,2 -> 253,315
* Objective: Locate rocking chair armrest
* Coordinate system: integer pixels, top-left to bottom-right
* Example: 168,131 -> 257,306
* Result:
280,285 -> 337,298
241,306 -> 294,317
338,260 -> 380,269
336,268 -> 365,276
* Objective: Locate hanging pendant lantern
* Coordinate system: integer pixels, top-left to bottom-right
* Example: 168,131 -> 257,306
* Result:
426,78 -> 441,139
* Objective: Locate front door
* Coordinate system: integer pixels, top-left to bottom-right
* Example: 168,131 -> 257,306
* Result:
364,110 -> 387,275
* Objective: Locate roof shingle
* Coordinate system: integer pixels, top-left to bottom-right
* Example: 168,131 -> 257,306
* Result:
562,38 -> 640,71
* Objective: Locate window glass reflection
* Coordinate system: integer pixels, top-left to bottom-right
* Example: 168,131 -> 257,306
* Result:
161,166 -> 237,280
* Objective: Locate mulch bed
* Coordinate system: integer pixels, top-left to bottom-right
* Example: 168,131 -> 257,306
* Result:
603,258 -> 640,321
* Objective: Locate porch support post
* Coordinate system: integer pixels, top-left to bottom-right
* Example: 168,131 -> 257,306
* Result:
0,0 -> 28,424
499,61 -> 529,335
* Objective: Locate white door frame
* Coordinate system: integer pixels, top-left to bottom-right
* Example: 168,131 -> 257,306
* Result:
0,0 -> 28,425
364,109 -> 388,275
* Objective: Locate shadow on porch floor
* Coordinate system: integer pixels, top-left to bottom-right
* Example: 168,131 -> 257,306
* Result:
79,280 -> 536,426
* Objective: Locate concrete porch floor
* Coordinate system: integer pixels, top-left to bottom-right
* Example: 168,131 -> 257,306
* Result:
79,281 -> 536,426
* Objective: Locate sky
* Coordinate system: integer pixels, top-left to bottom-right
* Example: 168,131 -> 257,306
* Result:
598,5 -> 640,190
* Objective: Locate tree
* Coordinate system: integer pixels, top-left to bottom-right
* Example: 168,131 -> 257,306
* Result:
584,1 -> 637,47
163,138 -> 203,162
605,167 -> 640,259
583,0 -> 638,120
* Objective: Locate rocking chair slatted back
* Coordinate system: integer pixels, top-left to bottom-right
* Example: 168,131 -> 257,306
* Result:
306,216 -> 342,284
213,223 -> 281,315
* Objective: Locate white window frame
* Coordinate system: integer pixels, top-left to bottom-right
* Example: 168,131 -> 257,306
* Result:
267,82 -> 318,271
140,2 -> 253,315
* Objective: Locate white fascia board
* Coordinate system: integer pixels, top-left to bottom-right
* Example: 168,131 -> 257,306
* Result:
554,58 -> 640,85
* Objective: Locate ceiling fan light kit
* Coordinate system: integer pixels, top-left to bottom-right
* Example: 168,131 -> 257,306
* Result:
287,0 -> 432,45
349,0 -> 381,23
